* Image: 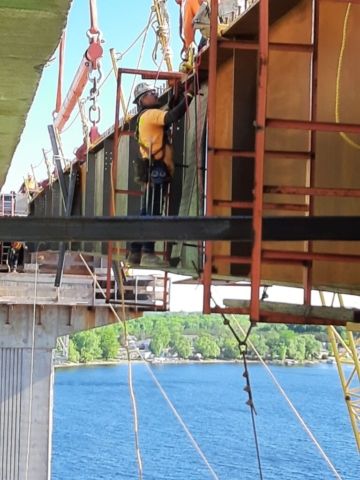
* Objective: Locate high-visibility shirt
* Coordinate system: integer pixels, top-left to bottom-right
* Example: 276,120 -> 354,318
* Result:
138,109 -> 174,177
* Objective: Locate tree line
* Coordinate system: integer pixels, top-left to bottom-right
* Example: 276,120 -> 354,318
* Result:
63,313 -> 334,363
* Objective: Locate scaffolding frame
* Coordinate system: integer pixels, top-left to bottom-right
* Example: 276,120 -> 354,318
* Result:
105,68 -> 182,306
203,0 -> 360,320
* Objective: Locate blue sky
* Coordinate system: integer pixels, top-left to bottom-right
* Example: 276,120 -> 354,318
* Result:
3,0 -> 184,191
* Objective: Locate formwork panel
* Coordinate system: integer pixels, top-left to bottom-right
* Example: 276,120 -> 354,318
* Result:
261,0 -> 360,291
212,59 -> 234,276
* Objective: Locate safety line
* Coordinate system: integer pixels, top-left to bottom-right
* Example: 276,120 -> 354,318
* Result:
25,245 -> 40,480
79,254 -> 220,480
335,3 -> 360,150
231,315 -> 343,480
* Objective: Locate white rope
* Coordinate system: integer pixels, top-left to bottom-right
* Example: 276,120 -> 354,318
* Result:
79,254 -> 219,480
25,247 -> 40,480
133,348 -> 220,480
79,255 -> 143,479
231,315 -> 343,480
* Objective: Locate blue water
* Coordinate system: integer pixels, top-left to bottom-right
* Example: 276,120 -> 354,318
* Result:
52,363 -> 360,480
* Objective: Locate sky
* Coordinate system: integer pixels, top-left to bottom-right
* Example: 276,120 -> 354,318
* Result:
3,0 -> 360,313
2,0 -> 185,191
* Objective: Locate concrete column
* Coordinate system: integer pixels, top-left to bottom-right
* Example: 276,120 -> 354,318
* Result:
0,310 -> 56,480
0,300 -> 138,480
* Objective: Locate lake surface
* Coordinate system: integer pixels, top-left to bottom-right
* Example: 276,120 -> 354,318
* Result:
52,363 -> 360,479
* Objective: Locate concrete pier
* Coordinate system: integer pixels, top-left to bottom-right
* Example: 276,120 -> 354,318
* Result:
0,272 -> 143,480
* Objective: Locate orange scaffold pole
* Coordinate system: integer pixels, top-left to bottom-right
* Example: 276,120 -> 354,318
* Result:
54,0 -> 103,133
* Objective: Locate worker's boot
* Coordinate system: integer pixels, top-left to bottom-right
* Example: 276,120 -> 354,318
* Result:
140,253 -> 169,269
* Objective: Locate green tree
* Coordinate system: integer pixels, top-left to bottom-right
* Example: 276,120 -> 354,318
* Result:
195,335 -> 220,359
68,339 -> 80,363
248,334 -> 268,357
71,330 -> 102,363
173,336 -> 192,359
150,336 -> 164,356
97,325 -> 120,360
302,334 -> 321,359
221,339 -> 239,359
294,336 -> 306,361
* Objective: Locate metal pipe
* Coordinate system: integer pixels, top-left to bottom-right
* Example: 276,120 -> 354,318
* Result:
203,0 -> 219,315
267,118 -> 360,134
214,149 -> 313,159
55,31 -> 66,113
263,249 -> 360,263
118,68 -> 182,80
250,0 -> 269,322
106,69 -> 123,300
89,0 -> 99,34
109,48 -> 127,116
264,185 -> 360,197
210,307 -> 348,326
213,200 -> 309,212
304,0 -> 320,305
219,41 -> 313,52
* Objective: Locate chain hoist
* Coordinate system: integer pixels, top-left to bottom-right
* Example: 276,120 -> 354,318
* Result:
215,301 -> 264,480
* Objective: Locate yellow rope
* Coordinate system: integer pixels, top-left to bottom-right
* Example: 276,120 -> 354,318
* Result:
335,3 -> 360,150
231,315 -> 343,480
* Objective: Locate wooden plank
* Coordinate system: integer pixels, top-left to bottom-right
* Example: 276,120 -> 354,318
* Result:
223,299 -> 360,322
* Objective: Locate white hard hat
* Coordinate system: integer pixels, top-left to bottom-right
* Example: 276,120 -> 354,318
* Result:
133,82 -> 157,104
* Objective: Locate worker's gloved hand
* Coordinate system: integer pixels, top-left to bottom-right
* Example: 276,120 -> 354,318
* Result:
168,88 -> 183,109
185,81 -> 201,97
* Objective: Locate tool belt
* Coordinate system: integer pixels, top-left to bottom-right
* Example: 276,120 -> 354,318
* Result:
133,158 -> 170,185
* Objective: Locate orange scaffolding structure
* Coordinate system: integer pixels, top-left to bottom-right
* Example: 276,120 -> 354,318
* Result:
202,0 -> 360,321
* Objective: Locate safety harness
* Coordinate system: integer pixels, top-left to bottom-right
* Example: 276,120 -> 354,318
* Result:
134,109 -> 170,185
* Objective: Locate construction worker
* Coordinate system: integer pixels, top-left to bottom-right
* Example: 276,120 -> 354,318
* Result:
7,242 -> 24,273
177,0 -> 237,60
176,0 -> 207,57
24,173 -> 38,198
128,81 -> 195,268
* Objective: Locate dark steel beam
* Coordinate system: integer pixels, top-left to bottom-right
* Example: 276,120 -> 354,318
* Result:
47,125 -> 68,202
54,166 -> 78,287
2,216 -> 360,242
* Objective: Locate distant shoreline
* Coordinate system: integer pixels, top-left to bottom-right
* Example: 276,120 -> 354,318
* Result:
54,358 -> 333,369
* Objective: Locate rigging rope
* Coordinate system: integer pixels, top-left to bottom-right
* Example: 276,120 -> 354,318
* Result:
78,255 -> 220,480
79,254 -> 144,479
335,3 -> 360,150
25,245 -> 40,480
110,161 -> 144,479
230,315 -> 344,480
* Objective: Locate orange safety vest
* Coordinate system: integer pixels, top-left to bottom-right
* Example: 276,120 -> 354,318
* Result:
12,242 -> 22,250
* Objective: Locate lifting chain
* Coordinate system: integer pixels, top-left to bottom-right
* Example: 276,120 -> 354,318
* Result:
87,64 -> 103,126
223,318 -> 257,412
220,311 -> 264,480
